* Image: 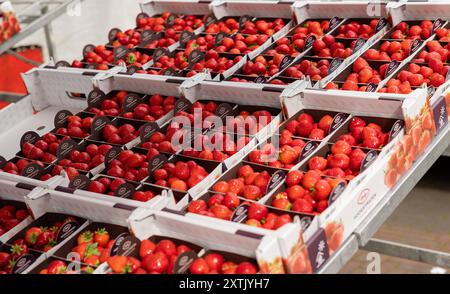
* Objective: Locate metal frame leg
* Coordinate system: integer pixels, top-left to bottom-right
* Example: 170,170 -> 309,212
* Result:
41,6 -> 55,59
363,238 -> 450,269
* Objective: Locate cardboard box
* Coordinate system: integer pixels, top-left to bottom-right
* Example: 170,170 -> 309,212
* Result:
127,209 -> 293,274
287,87 -> 434,273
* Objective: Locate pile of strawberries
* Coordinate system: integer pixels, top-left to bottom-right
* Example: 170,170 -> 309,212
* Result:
244,202 -> 293,230
151,159 -> 210,192
189,253 -> 258,274
87,91 -> 127,117
107,239 -> 194,274
211,165 -> 270,201
0,204 -> 29,237
270,170 -> 345,214
122,94 -> 176,122
188,192 -> 241,220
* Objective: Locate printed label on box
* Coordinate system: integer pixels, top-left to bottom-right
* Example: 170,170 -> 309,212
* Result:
87,89 -> 106,107
180,30 -> 195,47
122,94 -> 142,113
385,60 -> 400,77
254,76 -> 268,84
140,31 -> 162,47
11,254 -> 35,274
329,17 -> 341,31
21,163 -> 44,179
105,147 -> 122,166
55,61 -> 70,68
56,221 -> 80,242
114,183 -> 136,198
366,83 -> 377,92
82,44 -> 95,57
54,110 -> 73,128
410,39 -> 421,55
136,13 -> 149,23
300,216 -> 312,231
20,131 -> 40,148
360,150 -> 378,173
304,35 -> 316,51
0,156 -> 6,169
161,68 -> 177,76
328,181 -> 346,205
90,116 -> 111,135
432,96 -> 448,135
432,18 -> 445,32
69,175 -> 91,190
57,139 -> 78,158
166,14 -> 177,27
267,170 -> 286,192
306,228 -> 330,273
327,58 -> 343,75
280,56 -> 294,71
231,203 -> 249,223
330,113 -> 348,133
205,15 -> 217,27
216,103 -> 233,117
127,66 -> 140,75
140,122 -> 160,142
114,46 -> 129,62
153,48 -> 169,63
375,18 -> 387,33
239,15 -> 253,30
300,141 -> 319,161
174,98 -> 192,113
427,86 -> 436,98
148,154 -> 169,175
110,233 -> 140,258
108,28 -> 122,43
174,251 -> 198,274
389,120 -> 404,141
215,32 -> 228,47
188,49 -> 205,68
353,38 -> 366,53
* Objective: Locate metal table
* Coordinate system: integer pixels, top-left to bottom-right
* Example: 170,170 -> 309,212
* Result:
319,125 -> 450,274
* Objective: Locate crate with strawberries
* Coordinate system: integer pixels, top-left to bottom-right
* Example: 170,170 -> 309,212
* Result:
144,48 -> 245,78
101,229 -> 263,274
325,19 -> 447,92
227,15 -> 389,85
0,132 -> 85,182
103,236 -> 203,274
109,13 -> 207,50
246,110 -> 350,170
225,17 -> 331,83
0,213 -> 86,274
378,36 -> 450,94
186,192 -> 296,231
69,9 -> 211,71
69,174 -> 172,204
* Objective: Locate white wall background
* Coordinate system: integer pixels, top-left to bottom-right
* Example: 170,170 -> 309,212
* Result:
14,0 -> 141,62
